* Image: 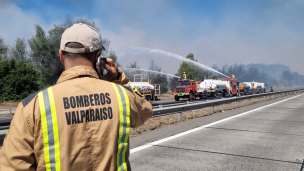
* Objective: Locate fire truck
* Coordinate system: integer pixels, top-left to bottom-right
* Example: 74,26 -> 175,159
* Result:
221,74 -> 242,96
173,79 -> 202,101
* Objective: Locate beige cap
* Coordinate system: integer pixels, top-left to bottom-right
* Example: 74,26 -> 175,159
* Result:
60,23 -> 105,53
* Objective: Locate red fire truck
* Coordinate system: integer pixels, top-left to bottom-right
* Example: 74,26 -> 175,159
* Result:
173,79 -> 203,101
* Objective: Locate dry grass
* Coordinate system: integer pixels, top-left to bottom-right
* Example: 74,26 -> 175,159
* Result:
155,92 -> 174,102
130,92 -> 298,138
0,101 -> 19,109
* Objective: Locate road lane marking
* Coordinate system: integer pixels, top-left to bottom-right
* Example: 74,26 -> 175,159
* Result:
131,93 -> 304,154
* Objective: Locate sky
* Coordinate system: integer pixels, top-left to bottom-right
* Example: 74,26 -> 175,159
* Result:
1,0 -> 304,75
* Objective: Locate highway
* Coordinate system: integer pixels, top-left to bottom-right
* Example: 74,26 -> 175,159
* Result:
151,88 -> 302,110
130,93 -> 304,171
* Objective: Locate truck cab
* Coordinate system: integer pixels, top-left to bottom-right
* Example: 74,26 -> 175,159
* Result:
174,79 -> 198,101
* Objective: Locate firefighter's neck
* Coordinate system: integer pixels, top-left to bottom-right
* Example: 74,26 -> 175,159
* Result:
59,50 -> 95,70
65,59 -> 94,70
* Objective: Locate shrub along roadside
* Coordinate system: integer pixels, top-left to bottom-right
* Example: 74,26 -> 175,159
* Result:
0,59 -> 40,102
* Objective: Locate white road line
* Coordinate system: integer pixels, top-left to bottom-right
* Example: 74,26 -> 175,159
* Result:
130,93 -> 304,154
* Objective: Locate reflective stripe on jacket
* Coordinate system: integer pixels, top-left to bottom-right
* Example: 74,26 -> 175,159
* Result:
0,65 -> 152,171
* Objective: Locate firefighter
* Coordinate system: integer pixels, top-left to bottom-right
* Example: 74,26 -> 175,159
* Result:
183,72 -> 187,80
0,23 -> 153,171
215,86 -> 222,99
270,87 -> 274,92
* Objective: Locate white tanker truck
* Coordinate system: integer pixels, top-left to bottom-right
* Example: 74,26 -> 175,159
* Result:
129,74 -> 160,102
256,82 -> 267,93
129,82 -> 159,101
198,79 -> 232,98
241,82 -> 253,95
242,81 -> 267,94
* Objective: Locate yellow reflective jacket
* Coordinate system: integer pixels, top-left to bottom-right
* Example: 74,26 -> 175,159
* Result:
0,65 -> 153,171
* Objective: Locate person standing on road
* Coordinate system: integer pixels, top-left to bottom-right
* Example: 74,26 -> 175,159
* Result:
0,23 -> 153,171
270,87 -> 274,92
215,86 -> 222,99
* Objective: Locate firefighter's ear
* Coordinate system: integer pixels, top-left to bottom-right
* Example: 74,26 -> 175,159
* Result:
59,49 -> 64,65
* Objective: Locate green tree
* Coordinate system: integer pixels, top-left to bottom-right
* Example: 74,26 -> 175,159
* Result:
186,53 -> 196,61
0,59 -> 40,102
177,53 -> 213,81
10,38 -> 28,62
47,24 -> 66,83
0,37 -> 9,60
28,24 -> 61,87
28,17 -> 111,87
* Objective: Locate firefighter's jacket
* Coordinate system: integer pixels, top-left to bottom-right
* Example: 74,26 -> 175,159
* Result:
0,65 -> 153,171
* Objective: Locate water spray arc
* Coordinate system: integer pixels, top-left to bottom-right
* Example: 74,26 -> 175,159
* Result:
126,47 -> 230,78
120,67 -> 180,78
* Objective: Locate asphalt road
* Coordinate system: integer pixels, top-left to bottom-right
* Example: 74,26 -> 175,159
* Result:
130,93 -> 304,171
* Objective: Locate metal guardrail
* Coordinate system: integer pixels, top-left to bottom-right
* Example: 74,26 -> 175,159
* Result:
0,118 -> 12,130
153,88 -> 304,120
0,88 -> 303,130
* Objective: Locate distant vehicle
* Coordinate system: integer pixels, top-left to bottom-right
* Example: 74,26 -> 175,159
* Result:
130,74 -> 160,102
242,82 -> 253,95
173,73 -> 267,100
250,81 -> 266,94
130,82 -> 159,101
221,75 -> 242,96
198,79 -> 232,98
256,82 -> 267,93
173,79 -> 202,101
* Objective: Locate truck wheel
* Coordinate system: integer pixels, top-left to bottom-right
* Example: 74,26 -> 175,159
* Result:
175,96 -> 179,101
